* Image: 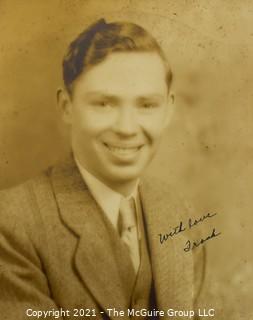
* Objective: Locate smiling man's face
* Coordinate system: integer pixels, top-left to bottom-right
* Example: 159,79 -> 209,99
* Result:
63,52 -> 173,194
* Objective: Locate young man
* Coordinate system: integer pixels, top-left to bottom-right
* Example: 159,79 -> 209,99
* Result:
0,19 -> 205,319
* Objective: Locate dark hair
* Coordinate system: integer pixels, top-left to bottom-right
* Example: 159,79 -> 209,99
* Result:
63,18 -> 172,93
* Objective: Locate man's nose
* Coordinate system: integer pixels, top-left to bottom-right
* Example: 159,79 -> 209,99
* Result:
113,106 -> 139,136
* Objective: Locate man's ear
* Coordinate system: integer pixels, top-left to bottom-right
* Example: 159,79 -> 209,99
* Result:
163,92 -> 175,129
56,87 -> 73,124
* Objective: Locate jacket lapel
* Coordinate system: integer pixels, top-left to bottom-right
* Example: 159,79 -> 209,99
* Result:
51,156 -> 128,318
139,178 -> 194,312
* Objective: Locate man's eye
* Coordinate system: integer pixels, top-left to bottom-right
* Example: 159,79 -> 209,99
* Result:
141,102 -> 158,109
93,101 -> 110,107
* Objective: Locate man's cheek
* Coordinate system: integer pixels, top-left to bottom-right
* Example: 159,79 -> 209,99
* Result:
142,123 -> 164,142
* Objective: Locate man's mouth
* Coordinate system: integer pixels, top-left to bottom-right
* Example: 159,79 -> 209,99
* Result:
103,143 -> 143,156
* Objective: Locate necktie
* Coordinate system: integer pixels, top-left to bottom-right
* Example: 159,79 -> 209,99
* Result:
118,197 -> 140,273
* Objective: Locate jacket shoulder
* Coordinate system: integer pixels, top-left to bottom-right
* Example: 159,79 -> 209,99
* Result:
0,168 -> 54,232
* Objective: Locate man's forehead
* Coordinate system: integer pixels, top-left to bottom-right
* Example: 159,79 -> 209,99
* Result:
74,52 -> 168,96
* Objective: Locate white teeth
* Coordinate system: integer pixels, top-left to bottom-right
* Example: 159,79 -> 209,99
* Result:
105,144 -> 139,155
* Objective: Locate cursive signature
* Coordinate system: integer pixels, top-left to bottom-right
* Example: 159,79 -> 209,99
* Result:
159,212 -> 217,245
183,228 -> 221,252
188,212 -> 217,229
159,221 -> 186,244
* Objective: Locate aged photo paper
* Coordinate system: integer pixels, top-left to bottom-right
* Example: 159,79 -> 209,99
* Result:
0,1 -> 252,319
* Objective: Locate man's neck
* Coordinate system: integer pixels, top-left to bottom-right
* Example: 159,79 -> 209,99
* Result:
107,179 -> 139,198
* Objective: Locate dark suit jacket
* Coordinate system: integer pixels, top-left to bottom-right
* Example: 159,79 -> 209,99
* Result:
0,156 -> 205,319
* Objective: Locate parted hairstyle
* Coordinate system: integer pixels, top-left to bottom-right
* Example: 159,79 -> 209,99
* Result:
63,18 -> 172,94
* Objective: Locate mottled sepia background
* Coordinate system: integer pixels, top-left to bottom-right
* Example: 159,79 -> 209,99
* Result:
0,1 -> 252,319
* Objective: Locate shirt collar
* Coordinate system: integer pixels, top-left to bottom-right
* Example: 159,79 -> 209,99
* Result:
74,156 -> 139,229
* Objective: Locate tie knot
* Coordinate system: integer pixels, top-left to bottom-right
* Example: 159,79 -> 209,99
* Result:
118,197 -> 136,234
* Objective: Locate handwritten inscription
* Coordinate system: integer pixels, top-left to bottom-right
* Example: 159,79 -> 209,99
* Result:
183,228 -> 221,252
159,221 -> 186,244
159,212 -> 217,244
158,212 -> 221,251
188,212 -> 217,228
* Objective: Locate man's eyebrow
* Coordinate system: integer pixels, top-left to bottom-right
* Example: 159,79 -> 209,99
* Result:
84,91 -> 119,100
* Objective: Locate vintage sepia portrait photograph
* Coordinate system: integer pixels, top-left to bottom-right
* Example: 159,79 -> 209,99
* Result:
0,1 -> 252,319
